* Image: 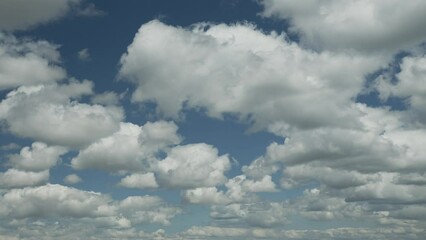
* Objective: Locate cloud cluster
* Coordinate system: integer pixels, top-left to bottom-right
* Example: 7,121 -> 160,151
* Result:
260,0 -> 426,53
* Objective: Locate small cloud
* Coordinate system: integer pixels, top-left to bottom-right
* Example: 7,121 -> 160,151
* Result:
0,143 -> 21,151
64,174 -> 82,185
76,3 -> 106,17
77,48 -> 90,61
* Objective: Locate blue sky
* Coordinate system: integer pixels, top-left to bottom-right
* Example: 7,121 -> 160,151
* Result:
1,0 -> 426,239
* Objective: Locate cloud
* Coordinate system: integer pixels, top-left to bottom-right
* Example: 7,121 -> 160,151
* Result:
259,0 -> 426,53
71,121 -> 181,171
155,143 -> 230,188
377,55 -> 426,123
0,169 -> 49,188
76,3 -> 106,17
118,172 -> 159,189
0,81 -> 124,148
119,20 -> 384,130
0,0 -> 81,31
77,48 -> 90,61
91,91 -> 120,105
0,33 -> 65,90
0,184 -> 182,228
64,174 -> 82,185
8,142 -> 67,171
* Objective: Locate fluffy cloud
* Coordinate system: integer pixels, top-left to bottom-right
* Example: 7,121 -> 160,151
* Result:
8,142 -> 67,171
377,55 -> 426,123
71,121 -> 181,171
119,20 -> 383,130
0,169 -> 48,188
0,81 -> 123,148
0,184 -> 181,228
118,172 -> 159,189
0,33 -> 65,90
260,0 -> 426,53
64,174 -> 82,185
155,143 -> 230,188
0,0 -> 80,31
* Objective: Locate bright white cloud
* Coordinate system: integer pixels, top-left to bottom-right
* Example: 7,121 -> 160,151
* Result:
0,169 -> 49,188
72,121 -> 181,171
0,33 -> 65,90
119,20 -> 384,130
260,0 -> 426,53
9,142 -> 67,171
0,81 -> 123,148
64,174 -> 82,185
0,0 -> 80,31
118,172 -> 159,189
155,143 -> 230,188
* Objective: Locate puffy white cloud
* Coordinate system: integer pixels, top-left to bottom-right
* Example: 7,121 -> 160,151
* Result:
0,184 -> 113,219
260,0 -> 426,53
155,143 -> 230,188
0,81 -> 123,148
8,142 -> 67,171
0,33 -> 65,90
0,184 -> 182,229
118,196 -> 181,225
71,121 -> 181,171
64,174 -> 82,185
118,172 -> 159,189
182,175 -> 276,205
119,20 -> 383,130
377,55 -> 426,123
0,169 -> 48,188
0,0 -> 80,31
91,91 -> 120,105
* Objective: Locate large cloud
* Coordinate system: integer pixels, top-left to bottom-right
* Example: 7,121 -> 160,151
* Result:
119,20 -> 384,130
0,33 -> 65,90
0,81 -> 123,148
260,0 -> 426,53
0,0 -> 80,31
0,169 -> 49,188
8,142 -> 67,171
71,121 -> 181,171
155,143 -> 230,188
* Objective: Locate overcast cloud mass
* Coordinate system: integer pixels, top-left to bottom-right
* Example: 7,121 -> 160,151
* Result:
0,0 -> 425,239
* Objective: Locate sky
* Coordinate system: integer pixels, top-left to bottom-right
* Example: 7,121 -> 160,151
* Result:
0,0 -> 426,239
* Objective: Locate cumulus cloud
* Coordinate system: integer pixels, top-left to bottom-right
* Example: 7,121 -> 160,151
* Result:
0,33 -> 65,90
0,184 -> 181,228
8,142 -> 67,171
0,169 -> 49,188
118,172 -> 159,189
0,0 -> 81,31
260,0 -> 426,53
155,143 -> 230,188
71,121 -> 181,171
119,20 -> 384,130
377,55 -> 426,123
77,48 -> 90,61
0,81 -> 123,148
64,174 -> 82,185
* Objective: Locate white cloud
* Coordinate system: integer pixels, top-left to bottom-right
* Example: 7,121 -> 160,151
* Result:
64,174 -> 82,185
0,184 -> 182,228
119,20 -> 384,130
155,143 -> 230,188
0,0 -> 81,31
0,81 -> 123,148
0,33 -> 65,90
77,48 -> 90,61
71,121 -> 181,171
377,55 -> 426,123
91,91 -> 120,105
0,169 -> 48,188
118,172 -> 159,189
9,142 -> 67,171
260,0 -> 426,53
